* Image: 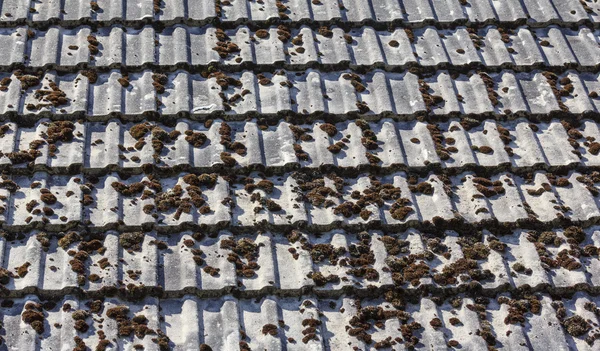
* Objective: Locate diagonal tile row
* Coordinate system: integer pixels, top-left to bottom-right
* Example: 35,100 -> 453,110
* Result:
0,118 -> 594,175
0,0 -> 594,28
2,69 -> 600,119
2,226 -> 600,295
2,25 -> 600,72
1,292 -> 599,350
0,170 -> 600,230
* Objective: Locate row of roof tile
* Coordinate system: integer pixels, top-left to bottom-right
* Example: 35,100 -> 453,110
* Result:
0,0 -> 594,27
1,25 -> 599,71
0,69 -> 598,118
1,292 -> 598,350
1,226 -> 599,296
0,118 -> 592,174
0,170 -> 598,230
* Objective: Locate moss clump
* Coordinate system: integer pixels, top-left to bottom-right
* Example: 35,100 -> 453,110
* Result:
309,271 -> 339,286
17,74 -> 40,90
255,29 -> 269,38
197,174 -> 218,187
71,309 -> 89,321
182,174 -> 201,186
151,73 -> 168,94
22,302 -> 44,334
184,130 -> 207,147
432,258 -> 485,285
212,35 -> 241,59
111,182 -> 145,196
120,232 -> 145,251
537,231 -> 559,245
142,204 -> 155,214
87,35 -> 99,54
563,315 -> 590,336
361,135 -> 377,150
40,189 -> 57,204
0,267 -> 11,284
327,142 -> 344,154
318,26 -> 333,38
220,152 -> 236,167
45,121 -> 74,143
81,70 -> 98,84
256,180 -> 274,193
478,145 -> 493,154
359,209 -> 372,220
462,242 -> 490,260
356,101 -> 370,114
333,201 -> 361,218
107,306 -> 155,338
97,258 -> 110,270
555,178 -> 570,187
306,243 -> 346,264
17,261 -> 31,277
346,75 -> 366,93
261,323 -> 278,336
117,76 -> 129,87
257,74 -> 271,86
429,318 -> 442,328
512,262 -> 526,272
221,237 -> 261,277
78,239 -> 104,254
411,182 -> 433,195
289,125 -> 312,141
588,142 -> 600,155
74,319 -> 89,332
389,198 -> 413,220
319,123 -> 337,137
130,123 -> 151,139
564,226 -> 585,243
96,339 -> 111,351
6,149 -> 41,164
0,78 -> 11,92
58,231 -> 81,249
203,266 -> 220,276
365,152 -> 380,165
472,177 -> 505,198
449,317 -> 461,325
69,251 -> 89,274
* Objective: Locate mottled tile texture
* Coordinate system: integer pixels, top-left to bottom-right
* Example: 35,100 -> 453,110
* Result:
0,0 -> 600,350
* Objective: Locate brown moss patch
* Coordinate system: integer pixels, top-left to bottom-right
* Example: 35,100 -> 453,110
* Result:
15,71 -> 40,90
120,232 -> 145,251
255,29 -> 269,39
45,120 -> 75,144
58,231 -> 81,249
563,315 -> 590,336
212,29 -> 240,59
309,271 -> 339,286
221,237 -> 262,277
16,261 -> 31,277
34,80 -> 68,108
22,302 -> 44,334
220,152 -> 236,167
184,130 -> 207,147
318,26 -> 333,38
261,323 -> 278,336
319,123 -> 337,137
151,73 -> 168,94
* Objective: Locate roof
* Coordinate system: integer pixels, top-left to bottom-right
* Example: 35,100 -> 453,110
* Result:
1,0 -> 600,350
